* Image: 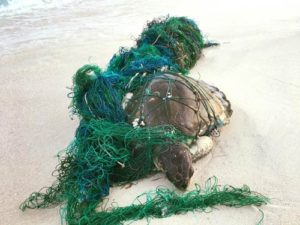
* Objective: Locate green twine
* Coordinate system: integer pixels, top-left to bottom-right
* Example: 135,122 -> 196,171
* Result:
89,177 -> 269,225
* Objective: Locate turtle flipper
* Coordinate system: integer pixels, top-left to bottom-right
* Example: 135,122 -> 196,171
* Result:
190,136 -> 214,162
156,143 -> 194,189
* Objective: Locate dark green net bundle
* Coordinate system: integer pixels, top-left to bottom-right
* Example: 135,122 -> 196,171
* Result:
21,16 -> 268,225
108,16 -> 205,76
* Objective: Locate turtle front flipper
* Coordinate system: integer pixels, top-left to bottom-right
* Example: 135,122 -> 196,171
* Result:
155,143 -> 194,189
190,136 -> 214,162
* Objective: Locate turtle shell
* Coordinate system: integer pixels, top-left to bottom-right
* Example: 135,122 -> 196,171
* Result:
124,73 -> 232,138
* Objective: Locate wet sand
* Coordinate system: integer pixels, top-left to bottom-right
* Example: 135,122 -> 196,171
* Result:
1,0 -> 300,224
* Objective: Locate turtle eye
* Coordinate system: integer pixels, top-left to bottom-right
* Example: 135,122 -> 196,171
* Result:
175,174 -> 182,182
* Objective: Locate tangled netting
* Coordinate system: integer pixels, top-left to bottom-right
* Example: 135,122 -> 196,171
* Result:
21,16 -> 268,225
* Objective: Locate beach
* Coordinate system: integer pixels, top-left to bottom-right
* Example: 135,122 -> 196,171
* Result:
1,0 -> 300,224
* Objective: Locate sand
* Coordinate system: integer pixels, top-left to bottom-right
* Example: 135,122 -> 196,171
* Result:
1,0 -> 300,224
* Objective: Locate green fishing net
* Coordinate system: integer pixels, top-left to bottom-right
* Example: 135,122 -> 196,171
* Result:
21,16 -> 268,225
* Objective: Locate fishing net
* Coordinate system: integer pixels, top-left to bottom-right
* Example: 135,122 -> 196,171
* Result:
21,16 -> 268,225
69,65 -> 125,122
136,16 -> 204,72
108,16 -> 204,79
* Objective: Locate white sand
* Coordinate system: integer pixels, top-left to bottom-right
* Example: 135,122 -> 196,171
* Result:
1,0 -> 300,224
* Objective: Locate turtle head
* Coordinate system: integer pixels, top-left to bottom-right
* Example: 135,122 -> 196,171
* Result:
157,143 -> 194,189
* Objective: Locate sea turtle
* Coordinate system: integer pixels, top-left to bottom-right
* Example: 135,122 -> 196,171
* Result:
123,72 -> 232,189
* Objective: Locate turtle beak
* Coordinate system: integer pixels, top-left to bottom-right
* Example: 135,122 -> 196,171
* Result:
175,177 -> 191,190
179,182 -> 188,190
